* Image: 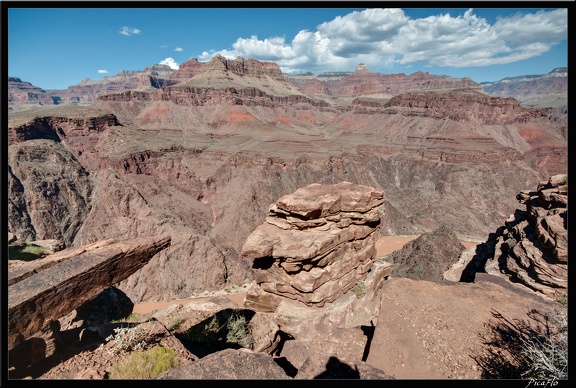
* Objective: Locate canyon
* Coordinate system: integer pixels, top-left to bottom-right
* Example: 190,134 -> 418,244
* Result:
6,55 -> 568,379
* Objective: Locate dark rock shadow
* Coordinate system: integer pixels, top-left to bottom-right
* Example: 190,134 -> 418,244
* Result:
175,308 -> 256,358
470,308 -> 562,379
314,356 -> 360,379
273,356 -> 298,378
360,320 -> 375,362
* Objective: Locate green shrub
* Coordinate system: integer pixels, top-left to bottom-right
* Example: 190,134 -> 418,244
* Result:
226,314 -> 252,348
179,310 -> 253,350
108,346 -> 180,379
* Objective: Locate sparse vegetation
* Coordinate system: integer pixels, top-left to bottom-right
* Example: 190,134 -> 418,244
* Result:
8,244 -> 46,261
520,305 -> 568,380
108,346 -> 180,379
351,280 -> 366,298
111,313 -> 143,323
102,326 -> 148,355
167,317 -> 183,330
475,304 -> 568,379
179,309 -> 253,350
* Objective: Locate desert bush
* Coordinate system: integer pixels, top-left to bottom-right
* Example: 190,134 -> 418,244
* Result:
226,313 -> 252,348
103,326 -> 148,355
179,309 -> 253,350
520,305 -> 568,380
111,313 -> 143,323
351,280 -> 366,297
167,317 -> 183,330
108,346 -> 180,379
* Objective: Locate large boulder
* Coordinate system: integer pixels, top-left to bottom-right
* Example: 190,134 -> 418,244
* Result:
242,181 -> 386,311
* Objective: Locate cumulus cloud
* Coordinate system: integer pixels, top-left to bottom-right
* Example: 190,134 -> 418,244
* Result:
160,57 -> 179,70
119,26 -> 141,36
175,47 -> 183,52
98,69 -> 109,74
198,8 -> 567,73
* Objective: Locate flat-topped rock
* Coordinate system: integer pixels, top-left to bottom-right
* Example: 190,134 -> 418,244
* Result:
8,235 -> 171,351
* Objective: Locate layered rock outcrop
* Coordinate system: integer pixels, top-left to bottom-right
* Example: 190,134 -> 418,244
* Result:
383,89 -> 548,125
47,65 -> 177,105
461,174 -> 568,299
8,77 -> 57,106
241,182 -> 387,311
8,235 -> 171,354
287,65 -> 482,98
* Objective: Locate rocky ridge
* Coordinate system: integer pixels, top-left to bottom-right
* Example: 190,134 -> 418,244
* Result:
8,77 -> 57,106
480,67 -> 567,108
46,64 -> 177,105
286,63 -> 483,98
461,174 -> 568,300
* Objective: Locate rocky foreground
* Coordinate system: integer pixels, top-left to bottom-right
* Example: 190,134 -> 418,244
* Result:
7,177 -> 567,380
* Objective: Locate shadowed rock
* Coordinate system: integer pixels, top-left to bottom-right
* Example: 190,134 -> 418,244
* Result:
155,348 -> 292,379
388,224 -> 466,282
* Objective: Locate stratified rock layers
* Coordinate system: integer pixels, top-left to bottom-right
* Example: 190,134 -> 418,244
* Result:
241,182 -> 385,310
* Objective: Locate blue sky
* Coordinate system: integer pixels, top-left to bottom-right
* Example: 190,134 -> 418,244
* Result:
6,6 -> 568,90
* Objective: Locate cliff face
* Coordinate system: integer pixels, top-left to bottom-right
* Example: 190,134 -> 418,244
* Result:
287,65 -> 483,98
382,89 -> 548,125
461,174 -> 567,299
481,67 -> 567,108
8,77 -> 57,106
44,65 -> 177,105
7,57 -> 567,305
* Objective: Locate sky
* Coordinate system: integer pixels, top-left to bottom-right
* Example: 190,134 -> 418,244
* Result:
5,5 -> 569,90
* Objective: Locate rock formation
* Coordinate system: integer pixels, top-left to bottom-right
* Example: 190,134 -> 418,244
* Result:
8,235 -> 171,352
47,64 -> 177,105
481,67 -> 567,108
461,174 -> 568,300
8,77 -> 57,106
242,182 -> 388,311
388,225 -> 465,282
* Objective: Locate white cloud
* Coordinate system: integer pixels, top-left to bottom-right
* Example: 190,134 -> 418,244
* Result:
175,47 -> 183,52
198,8 -> 567,73
119,26 -> 141,36
98,69 -> 109,74
160,57 -> 180,70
